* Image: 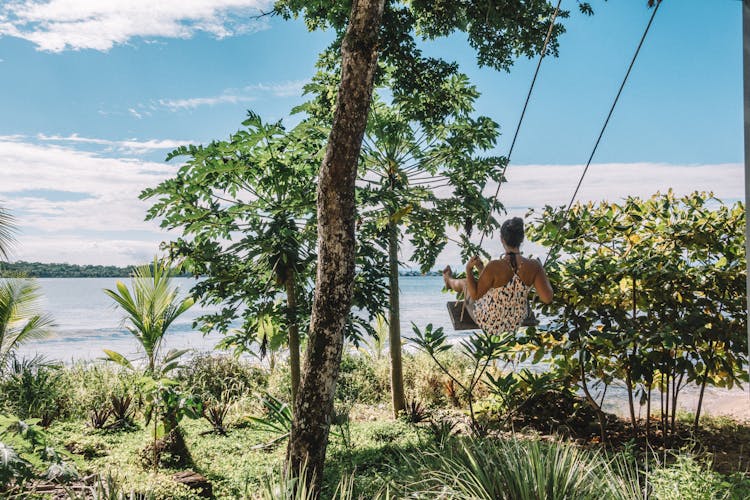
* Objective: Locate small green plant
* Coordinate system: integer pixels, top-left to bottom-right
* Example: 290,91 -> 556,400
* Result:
247,393 -> 292,441
409,323 -> 512,434
0,414 -> 77,490
400,399 -> 428,424
110,393 -> 136,430
0,357 -> 66,426
428,416 -> 458,447
89,407 -> 112,430
137,375 -> 202,469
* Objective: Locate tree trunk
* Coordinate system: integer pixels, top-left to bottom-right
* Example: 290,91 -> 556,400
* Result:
286,0 -> 385,494
388,220 -> 406,417
286,275 -> 301,406
646,384 -> 652,439
579,349 -> 606,442
626,276 -> 638,434
693,344 -> 713,433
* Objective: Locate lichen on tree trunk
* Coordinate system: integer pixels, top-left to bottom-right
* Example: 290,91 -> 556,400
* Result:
286,0 -> 385,495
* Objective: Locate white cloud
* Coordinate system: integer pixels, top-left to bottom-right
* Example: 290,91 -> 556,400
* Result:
157,93 -> 256,111
410,162 -> 745,268
36,133 -> 192,154
0,135 -> 744,267
128,108 -> 143,119
0,0 -> 273,52
0,138 -> 179,264
155,80 -> 306,111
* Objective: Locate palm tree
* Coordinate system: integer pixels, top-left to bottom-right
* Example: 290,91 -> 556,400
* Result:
0,279 -> 55,372
103,257 -> 194,375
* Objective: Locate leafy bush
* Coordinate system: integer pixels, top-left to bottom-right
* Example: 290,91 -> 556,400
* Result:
61,363 -> 139,430
528,192 -> 748,438
178,354 -> 266,433
0,358 -> 67,426
0,414 -> 78,491
401,350 -> 477,408
649,454 -> 741,500
336,351 -> 385,404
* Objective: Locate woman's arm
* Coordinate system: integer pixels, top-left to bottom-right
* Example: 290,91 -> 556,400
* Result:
465,257 -> 497,300
534,262 -> 554,304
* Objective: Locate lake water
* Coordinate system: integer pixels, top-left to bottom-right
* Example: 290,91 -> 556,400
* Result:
15,277 -> 749,418
17,276 -> 455,362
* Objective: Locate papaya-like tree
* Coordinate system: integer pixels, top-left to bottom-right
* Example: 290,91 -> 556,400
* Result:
357,84 -> 505,416
142,114 -> 320,402
142,112 -> 389,405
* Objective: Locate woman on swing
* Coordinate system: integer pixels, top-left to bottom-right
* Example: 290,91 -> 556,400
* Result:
443,217 -> 554,334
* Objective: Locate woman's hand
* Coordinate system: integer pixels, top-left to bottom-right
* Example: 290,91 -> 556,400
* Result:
466,255 -> 482,273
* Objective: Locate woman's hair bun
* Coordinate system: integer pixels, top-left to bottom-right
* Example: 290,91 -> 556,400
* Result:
500,217 -> 525,248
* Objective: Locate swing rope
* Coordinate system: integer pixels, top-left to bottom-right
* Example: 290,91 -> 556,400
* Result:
478,0 -> 563,249
542,0 -> 662,266
454,0 -> 563,326
451,1 -> 663,330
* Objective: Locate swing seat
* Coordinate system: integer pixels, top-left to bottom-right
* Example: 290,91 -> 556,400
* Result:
446,301 -> 480,331
446,300 -> 540,330
521,308 -> 540,327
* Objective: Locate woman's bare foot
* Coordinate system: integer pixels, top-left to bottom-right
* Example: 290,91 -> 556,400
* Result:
442,265 -> 453,287
443,266 -> 465,293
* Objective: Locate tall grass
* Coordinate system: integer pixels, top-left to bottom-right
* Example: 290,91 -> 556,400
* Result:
399,438 -> 642,500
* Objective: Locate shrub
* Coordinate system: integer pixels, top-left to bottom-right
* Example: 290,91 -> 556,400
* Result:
0,358 -> 67,426
266,360 -> 293,404
649,455 -> 736,500
61,363 -> 139,430
0,414 -> 78,492
401,351 -> 475,408
178,354 -> 266,433
336,352 -> 385,404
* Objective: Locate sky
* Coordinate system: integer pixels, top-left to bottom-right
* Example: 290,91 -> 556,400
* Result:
0,0 -> 744,267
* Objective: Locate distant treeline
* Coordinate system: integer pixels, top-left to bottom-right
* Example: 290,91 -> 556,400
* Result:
399,270 -> 442,277
0,261 -> 440,278
0,261 -> 192,278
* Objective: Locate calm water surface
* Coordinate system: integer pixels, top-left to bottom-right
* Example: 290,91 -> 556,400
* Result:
17,276 -> 453,362
17,276 -> 745,416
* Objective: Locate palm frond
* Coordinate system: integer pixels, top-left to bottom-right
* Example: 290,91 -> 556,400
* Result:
0,205 -> 17,260
105,256 -> 193,374
0,279 -> 55,366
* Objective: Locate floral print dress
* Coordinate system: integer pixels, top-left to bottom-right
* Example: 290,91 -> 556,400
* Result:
473,270 -> 531,335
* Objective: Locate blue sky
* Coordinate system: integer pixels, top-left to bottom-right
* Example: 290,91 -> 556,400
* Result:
0,0 -> 744,266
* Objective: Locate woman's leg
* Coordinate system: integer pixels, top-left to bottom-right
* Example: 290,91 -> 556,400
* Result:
442,266 -> 466,293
